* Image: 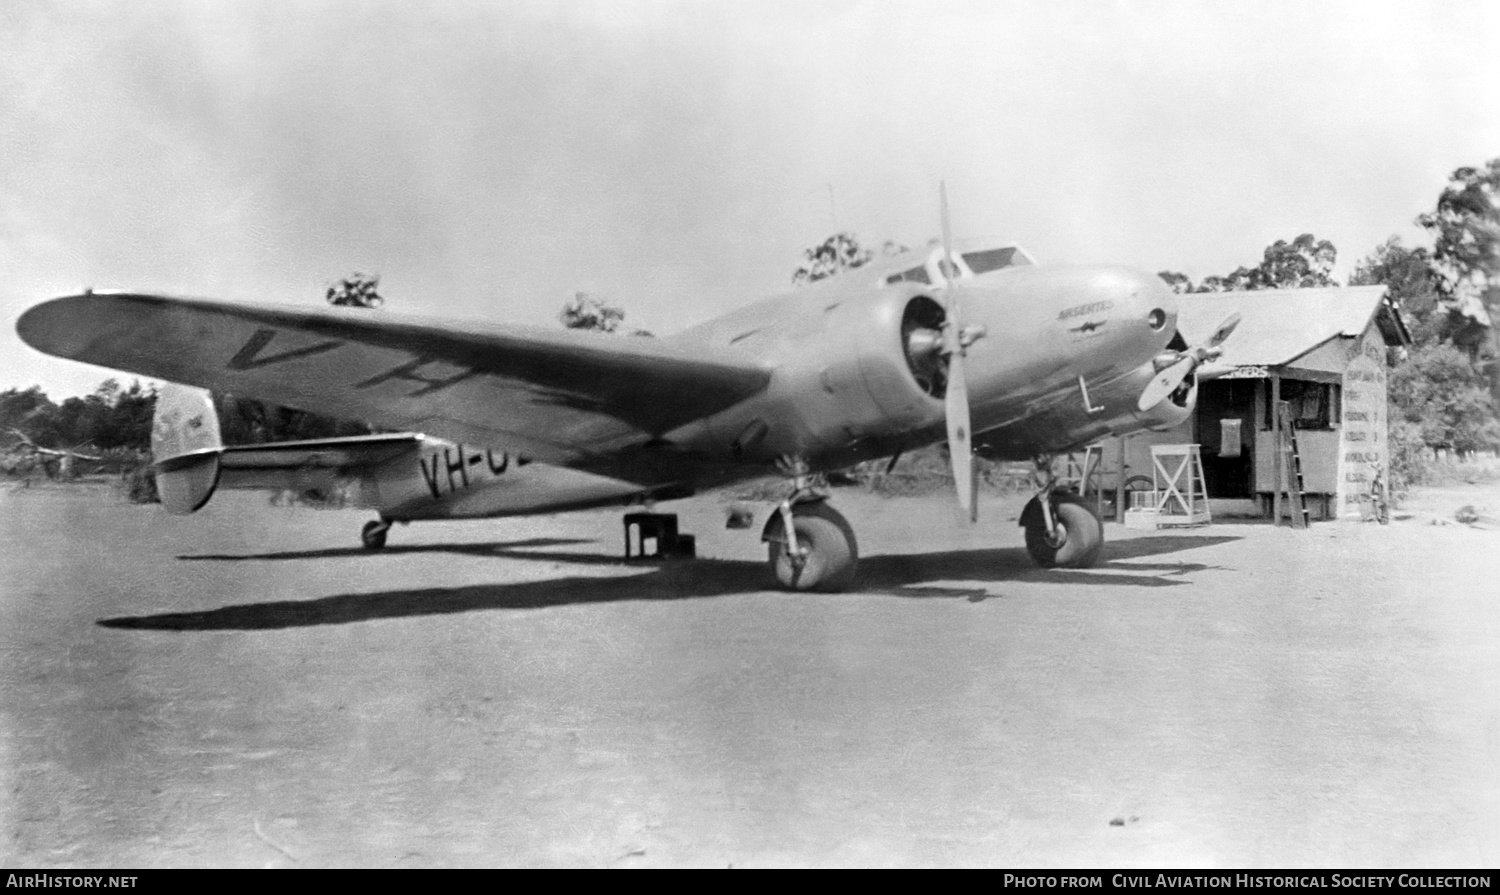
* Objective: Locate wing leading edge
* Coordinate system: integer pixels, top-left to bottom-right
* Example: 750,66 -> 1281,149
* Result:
19,292 -> 773,466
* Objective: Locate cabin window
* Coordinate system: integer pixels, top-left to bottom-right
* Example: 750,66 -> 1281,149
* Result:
961,247 -> 1021,274
885,265 -> 932,285
1265,379 -> 1339,430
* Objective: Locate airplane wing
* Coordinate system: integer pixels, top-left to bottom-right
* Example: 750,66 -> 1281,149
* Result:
18,292 -> 772,466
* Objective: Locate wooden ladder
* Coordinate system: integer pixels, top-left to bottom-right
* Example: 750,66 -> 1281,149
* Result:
1274,400 -> 1310,529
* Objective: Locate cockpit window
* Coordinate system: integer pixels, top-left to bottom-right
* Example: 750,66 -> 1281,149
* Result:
885,265 -> 932,286
961,247 -> 1027,274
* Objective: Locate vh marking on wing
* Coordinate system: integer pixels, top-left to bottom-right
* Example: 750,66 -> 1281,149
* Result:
227,328 -> 343,371
355,356 -> 481,397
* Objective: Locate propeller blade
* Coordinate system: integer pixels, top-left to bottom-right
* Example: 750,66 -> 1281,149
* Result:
946,347 -> 977,522
1206,312 -> 1242,350
938,180 -> 977,522
1136,312 -> 1243,411
1136,354 -> 1195,411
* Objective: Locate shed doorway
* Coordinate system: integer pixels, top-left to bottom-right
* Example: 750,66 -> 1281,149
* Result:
1193,379 -> 1258,498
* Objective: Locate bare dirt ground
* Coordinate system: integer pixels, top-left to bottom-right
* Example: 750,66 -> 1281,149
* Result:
2,479 -> 1498,868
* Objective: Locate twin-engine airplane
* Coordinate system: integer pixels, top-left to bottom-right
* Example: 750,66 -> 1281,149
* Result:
17,195 -> 1238,591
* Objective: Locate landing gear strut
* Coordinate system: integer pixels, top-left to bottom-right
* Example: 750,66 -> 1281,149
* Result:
361,519 -> 391,551
761,457 -> 859,592
1018,455 -> 1103,568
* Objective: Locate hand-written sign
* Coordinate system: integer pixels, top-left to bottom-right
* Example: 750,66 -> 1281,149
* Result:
1338,329 -> 1388,514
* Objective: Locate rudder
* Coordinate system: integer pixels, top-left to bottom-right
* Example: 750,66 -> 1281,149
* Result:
151,383 -> 223,514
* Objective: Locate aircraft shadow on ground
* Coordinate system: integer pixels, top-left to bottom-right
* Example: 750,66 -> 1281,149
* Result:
103,533 -> 1241,632
176,537 -> 596,562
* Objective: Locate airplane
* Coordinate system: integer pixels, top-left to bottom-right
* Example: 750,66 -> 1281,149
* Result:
16,192 -> 1238,591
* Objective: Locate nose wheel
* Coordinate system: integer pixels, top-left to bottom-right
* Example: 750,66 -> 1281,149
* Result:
361,519 -> 391,551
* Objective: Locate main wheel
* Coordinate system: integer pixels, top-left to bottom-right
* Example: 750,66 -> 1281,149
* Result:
1023,494 -> 1103,568
361,519 -> 389,551
766,502 -> 858,592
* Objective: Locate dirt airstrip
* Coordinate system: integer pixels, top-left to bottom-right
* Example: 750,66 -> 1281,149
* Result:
2,482 -> 1498,867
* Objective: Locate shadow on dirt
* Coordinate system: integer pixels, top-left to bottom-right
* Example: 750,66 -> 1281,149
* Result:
177,537 -> 596,562
102,533 -> 1242,632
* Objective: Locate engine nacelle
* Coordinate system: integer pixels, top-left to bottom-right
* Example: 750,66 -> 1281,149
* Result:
678,266 -> 1180,469
684,287 -> 948,467
972,357 -> 1199,460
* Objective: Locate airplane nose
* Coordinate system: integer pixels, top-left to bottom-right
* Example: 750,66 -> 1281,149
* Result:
1094,266 -> 1176,339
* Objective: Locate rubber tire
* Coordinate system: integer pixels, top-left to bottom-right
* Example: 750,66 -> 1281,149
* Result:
1023,495 -> 1103,568
767,503 -> 859,592
361,520 -> 389,551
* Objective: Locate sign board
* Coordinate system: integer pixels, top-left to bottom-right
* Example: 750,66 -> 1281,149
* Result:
1336,329 -> 1389,518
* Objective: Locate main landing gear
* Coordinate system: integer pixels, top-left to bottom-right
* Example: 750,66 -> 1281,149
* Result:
760,458 -> 859,591
1018,455 -> 1104,568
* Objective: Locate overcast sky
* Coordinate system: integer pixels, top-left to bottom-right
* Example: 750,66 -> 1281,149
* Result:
3,0 -> 1498,396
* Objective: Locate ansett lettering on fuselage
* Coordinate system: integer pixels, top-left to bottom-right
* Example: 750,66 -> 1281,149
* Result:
417,446 -> 530,499
1059,300 -> 1114,320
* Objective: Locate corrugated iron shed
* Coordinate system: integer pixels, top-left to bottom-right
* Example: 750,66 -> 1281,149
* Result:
1175,286 -> 1409,368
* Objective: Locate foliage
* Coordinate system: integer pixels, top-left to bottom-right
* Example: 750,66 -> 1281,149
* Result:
1386,419 -> 1431,496
326,272 -> 384,308
558,292 -> 653,336
559,292 -> 626,332
118,455 -> 160,504
1350,238 -> 1446,348
1387,344 -> 1500,454
1157,270 -> 1194,294
1160,233 -> 1337,293
1416,158 -> 1500,292
1,380 -> 156,453
215,393 -> 370,445
792,232 -> 873,285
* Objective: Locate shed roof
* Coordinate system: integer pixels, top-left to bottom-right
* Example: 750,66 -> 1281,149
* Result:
1175,285 -> 1408,368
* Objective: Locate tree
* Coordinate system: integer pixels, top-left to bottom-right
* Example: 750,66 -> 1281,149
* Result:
1416,158 -> 1500,293
558,292 -> 653,336
1159,233 -> 1338,293
1414,158 -> 1500,398
559,292 -> 626,333
1350,237 -> 1446,348
1254,233 -> 1338,289
1387,344 -> 1500,454
326,272 -> 384,308
0,386 -> 58,441
1157,270 -> 1195,294
792,232 -> 873,285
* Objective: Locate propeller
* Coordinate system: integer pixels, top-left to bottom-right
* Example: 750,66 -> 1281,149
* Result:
939,182 -> 979,522
1136,312 -> 1243,411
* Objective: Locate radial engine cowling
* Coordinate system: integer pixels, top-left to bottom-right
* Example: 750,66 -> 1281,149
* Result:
706,287 -> 950,465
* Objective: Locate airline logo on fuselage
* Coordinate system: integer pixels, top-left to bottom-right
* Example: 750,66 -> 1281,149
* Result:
1058,300 -> 1114,320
